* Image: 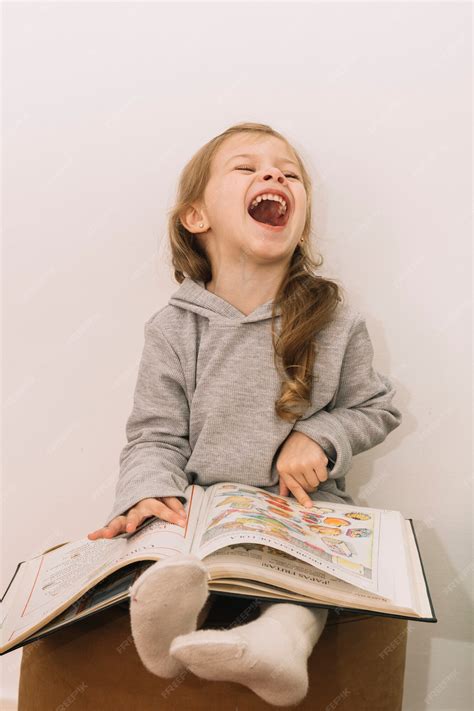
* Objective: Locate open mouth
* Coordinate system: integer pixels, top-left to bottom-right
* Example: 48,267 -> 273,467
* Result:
247,195 -> 290,228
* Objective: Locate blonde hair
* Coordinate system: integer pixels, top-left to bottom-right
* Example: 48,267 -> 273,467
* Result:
167,122 -> 344,422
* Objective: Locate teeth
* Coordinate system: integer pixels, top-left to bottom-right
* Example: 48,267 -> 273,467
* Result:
249,193 -> 288,215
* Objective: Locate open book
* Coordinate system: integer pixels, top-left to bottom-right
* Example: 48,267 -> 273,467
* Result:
0,482 -> 437,655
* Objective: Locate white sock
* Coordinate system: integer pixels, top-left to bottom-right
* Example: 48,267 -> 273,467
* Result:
170,601 -> 328,706
129,553 -> 209,678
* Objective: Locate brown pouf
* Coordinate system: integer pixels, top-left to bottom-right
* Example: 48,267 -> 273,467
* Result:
18,594 -> 407,710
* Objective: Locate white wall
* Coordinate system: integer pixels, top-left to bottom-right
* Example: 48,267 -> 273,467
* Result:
2,2 -> 472,709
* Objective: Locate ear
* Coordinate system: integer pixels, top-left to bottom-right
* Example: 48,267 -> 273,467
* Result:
180,202 -> 208,233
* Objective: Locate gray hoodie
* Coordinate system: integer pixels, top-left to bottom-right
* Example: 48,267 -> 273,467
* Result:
105,277 -> 402,525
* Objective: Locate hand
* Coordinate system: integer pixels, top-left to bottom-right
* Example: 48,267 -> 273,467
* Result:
87,496 -> 187,540
276,431 -> 329,507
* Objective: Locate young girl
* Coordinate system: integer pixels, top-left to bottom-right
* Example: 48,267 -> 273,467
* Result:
88,122 -> 402,706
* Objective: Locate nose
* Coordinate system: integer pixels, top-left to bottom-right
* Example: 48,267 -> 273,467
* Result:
262,169 -> 286,184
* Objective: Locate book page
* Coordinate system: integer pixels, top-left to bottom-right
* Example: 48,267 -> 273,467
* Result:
26,561 -> 150,642
403,519 -> 435,619
1,484 -> 202,652
204,544 -> 394,607
193,483 -> 383,594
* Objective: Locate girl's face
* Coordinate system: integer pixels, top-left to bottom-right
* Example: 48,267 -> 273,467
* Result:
189,134 -> 307,268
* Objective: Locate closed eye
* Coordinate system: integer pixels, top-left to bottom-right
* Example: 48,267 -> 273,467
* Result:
235,165 -> 300,180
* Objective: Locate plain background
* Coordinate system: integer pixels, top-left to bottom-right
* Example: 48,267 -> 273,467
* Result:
2,1 -> 472,709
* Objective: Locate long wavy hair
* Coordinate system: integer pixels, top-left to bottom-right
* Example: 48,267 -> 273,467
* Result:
166,122 -> 344,422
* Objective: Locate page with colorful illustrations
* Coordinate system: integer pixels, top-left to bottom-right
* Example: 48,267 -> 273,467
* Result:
192,482 -> 405,597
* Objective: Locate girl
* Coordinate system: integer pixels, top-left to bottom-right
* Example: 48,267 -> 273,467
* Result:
88,122 -> 402,706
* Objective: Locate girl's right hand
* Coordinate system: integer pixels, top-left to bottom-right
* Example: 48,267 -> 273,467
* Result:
87,496 -> 188,540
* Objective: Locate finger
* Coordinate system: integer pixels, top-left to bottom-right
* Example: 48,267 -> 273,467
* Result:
88,530 -> 101,540
162,496 -> 187,518
314,465 -> 328,484
88,529 -> 111,540
301,466 -> 320,490
285,476 -> 313,508
290,470 -> 316,493
153,500 -> 187,527
89,517 -> 125,539
279,478 -> 291,497
124,508 -> 144,533
103,516 -> 127,537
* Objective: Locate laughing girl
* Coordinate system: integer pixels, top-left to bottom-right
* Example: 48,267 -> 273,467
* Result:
88,122 -> 402,706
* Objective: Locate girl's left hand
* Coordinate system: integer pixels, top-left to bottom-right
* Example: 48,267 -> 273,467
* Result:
276,431 -> 329,507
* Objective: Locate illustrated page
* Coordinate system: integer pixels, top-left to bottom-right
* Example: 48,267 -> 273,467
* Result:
193,483 -> 383,593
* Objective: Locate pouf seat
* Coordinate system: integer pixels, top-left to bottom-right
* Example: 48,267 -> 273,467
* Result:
18,594 -> 407,710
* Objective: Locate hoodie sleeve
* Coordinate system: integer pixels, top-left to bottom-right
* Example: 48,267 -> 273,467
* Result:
104,317 -> 192,526
291,312 -> 402,481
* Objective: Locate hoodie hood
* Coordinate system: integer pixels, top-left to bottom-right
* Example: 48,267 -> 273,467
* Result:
168,276 -> 282,324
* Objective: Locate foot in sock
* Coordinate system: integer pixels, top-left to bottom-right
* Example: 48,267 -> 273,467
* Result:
129,553 -> 209,678
170,602 -> 328,706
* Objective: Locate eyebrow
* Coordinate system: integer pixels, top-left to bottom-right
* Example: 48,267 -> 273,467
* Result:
224,153 -> 300,169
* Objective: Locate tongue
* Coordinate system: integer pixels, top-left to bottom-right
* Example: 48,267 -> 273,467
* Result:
249,199 -> 285,227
